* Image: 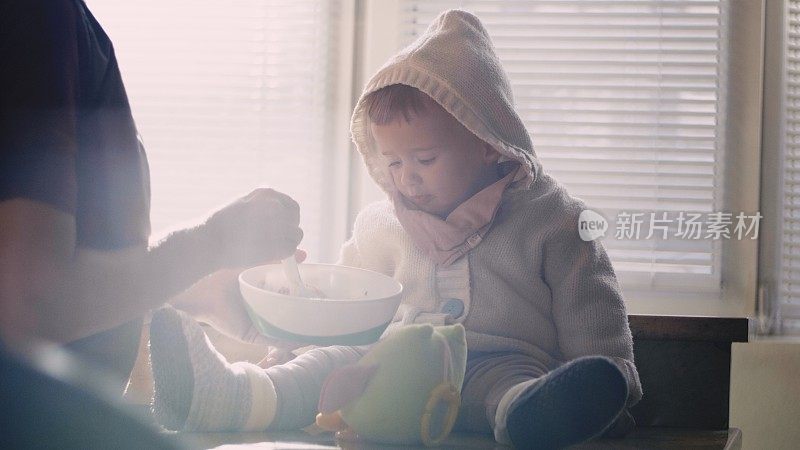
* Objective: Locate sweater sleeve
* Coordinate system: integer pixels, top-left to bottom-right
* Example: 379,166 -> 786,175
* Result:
543,206 -> 643,407
336,201 -> 397,275
337,237 -> 362,268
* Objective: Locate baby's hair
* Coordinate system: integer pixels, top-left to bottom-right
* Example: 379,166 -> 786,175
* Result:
364,84 -> 430,125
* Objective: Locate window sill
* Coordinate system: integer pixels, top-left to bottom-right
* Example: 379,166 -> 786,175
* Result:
628,314 -> 749,342
623,289 -> 749,318
748,334 -> 800,343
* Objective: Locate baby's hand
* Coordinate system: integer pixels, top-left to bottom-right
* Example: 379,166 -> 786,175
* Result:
203,188 -> 303,269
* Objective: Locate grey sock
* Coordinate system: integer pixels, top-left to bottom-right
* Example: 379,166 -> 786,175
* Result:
150,307 -> 259,431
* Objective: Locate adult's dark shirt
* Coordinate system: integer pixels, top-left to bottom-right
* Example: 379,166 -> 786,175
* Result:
0,0 -> 151,389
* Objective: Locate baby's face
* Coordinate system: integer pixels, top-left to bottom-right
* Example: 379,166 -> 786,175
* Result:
371,99 -> 500,218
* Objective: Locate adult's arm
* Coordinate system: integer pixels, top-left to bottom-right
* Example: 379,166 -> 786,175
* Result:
0,190 -> 301,346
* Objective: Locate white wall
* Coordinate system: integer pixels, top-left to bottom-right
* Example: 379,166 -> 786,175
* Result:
730,340 -> 800,450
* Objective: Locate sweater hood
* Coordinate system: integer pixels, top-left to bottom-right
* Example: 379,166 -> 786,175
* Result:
350,9 -> 540,195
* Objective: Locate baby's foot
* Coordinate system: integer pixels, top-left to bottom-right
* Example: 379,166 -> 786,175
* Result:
505,356 -> 627,450
149,306 -> 277,431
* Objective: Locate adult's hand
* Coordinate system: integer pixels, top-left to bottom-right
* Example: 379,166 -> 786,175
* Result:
168,249 -> 307,353
202,188 -> 303,269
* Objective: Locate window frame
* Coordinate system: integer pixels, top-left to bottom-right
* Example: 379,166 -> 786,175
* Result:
759,0 -> 800,335
321,0 -> 359,262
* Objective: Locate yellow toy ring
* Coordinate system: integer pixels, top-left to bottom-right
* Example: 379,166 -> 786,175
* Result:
420,382 -> 461,446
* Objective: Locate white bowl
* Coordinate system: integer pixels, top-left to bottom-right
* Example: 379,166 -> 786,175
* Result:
239,264 -> 403,345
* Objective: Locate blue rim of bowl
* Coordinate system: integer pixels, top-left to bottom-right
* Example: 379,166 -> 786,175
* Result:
243,301 -> 390,346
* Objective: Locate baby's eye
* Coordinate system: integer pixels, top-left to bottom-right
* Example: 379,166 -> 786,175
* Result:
418,157 -> 437,165
388,160 -> 401,168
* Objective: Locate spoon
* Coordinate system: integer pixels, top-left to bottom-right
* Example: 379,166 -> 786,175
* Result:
281,256 -> 313,297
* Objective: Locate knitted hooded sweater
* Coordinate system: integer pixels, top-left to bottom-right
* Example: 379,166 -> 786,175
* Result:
344,10 -> 642,407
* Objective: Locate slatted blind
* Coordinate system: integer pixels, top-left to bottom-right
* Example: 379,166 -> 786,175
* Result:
781,1 -> 800,333
400,0 -> 727,293
88,0 -> 345,261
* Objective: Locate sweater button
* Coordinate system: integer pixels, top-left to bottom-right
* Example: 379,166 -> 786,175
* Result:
441,299 -> 464,319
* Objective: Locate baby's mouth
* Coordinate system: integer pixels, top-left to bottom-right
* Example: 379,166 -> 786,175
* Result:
408,194 -> 433,207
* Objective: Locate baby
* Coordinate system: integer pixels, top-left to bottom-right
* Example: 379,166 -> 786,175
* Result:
149,10 -> 642,449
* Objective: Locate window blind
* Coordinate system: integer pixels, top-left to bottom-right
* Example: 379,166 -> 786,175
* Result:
399,0 -> 727,293
781,1 -> 800,333
88,0 -> 346,261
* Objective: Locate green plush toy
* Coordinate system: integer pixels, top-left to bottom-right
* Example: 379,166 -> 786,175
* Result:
315,324 -> 467,446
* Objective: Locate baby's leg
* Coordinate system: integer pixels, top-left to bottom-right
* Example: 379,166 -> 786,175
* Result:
457,353 -> 627,449
500,356 -> 627,449
455,351 -> 549,436
149,306 -> 365,432
264,345 -> 367,430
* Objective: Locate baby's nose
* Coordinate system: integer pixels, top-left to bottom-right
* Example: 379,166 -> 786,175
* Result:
401,167 -> 422,186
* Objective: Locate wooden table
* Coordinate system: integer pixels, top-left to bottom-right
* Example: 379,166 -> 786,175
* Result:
181,427 -> 741,449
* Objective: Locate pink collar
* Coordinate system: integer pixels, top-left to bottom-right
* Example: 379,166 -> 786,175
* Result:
393,166 -> 518,267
